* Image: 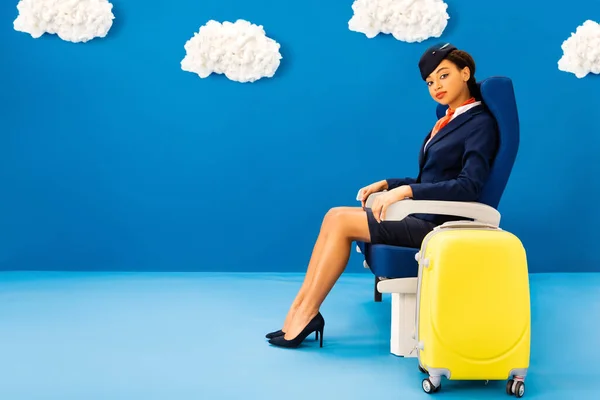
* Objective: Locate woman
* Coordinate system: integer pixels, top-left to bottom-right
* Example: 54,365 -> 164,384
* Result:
266,43 -> 499,348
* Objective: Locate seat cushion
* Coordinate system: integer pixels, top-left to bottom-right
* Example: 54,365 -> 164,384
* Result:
358,242 -> 419,278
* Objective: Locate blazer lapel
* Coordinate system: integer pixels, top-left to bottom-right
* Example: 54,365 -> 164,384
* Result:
423,107 -> 479,157
418,131 -> 431,169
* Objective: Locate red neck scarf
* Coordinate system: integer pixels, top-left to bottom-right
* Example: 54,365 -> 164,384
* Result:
430,97 -> 476,138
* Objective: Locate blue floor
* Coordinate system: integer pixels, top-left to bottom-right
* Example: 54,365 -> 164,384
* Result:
0,272 -> 598,399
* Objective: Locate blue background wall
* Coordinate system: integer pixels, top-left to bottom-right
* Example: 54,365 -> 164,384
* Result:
1,0 -> 599,273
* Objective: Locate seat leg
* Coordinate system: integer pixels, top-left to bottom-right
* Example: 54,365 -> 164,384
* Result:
374,276 -> 383,302
390,292 -> 417,357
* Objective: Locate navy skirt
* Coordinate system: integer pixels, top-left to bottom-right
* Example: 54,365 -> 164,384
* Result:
364,207 -> 437,248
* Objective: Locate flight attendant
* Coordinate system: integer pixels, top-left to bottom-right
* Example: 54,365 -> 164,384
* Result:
267,43 -> 500,348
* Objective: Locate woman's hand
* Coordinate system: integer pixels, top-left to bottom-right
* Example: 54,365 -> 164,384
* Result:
358,180 -> 388,208
370,186 -> 412,223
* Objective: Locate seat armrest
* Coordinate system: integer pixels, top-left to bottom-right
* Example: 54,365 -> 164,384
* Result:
377,277 -> 418,294
364,194 -> 501,226
386,199 -> 500,226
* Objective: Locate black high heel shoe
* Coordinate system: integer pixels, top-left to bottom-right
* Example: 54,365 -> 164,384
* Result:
266,328 -> 322,340
265,329 -> 285,339
268,313 -> 325,348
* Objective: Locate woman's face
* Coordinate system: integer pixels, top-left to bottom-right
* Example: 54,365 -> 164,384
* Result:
425,59 -> 471,107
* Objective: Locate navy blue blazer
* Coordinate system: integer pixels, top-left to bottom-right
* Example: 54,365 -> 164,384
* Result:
386,103 -> 499,225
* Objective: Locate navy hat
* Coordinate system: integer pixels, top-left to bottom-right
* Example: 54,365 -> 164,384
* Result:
418,42 -> 457,80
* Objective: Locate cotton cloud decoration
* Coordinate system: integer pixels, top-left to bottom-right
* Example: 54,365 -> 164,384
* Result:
348,0 -> 449,42
181,20 -> 282,83
13,0 -> 115,43
558,20 -> 600,78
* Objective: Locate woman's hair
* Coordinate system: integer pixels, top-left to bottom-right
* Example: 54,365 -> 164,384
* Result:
445,50 -> 481,100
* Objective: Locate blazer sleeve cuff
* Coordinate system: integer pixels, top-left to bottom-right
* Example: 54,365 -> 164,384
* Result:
409,182 -> 450,201
387,178 -> 415,190
409,183 -> 428,200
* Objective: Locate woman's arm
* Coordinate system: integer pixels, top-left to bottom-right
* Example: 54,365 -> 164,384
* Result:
406,117 -> 498,202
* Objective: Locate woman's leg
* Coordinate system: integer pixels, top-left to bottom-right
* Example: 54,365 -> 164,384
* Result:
282,208 -> 371,340
280,207 -> 364,333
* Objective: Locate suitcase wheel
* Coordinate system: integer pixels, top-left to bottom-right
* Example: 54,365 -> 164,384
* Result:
506,379 -> 525,398
422,378 -> 441,394
506,380 -> 514,395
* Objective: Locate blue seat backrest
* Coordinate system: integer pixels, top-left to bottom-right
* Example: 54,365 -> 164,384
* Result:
435,76 -> 520,209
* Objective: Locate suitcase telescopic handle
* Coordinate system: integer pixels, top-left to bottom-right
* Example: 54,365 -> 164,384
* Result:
435,221 -> 501,230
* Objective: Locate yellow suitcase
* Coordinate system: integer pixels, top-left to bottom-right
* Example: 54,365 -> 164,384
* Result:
414,221 -> 530,397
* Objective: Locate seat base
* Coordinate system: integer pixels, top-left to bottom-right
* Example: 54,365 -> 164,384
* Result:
378,278 -> 419,357
390,292 -> 417,357
357,243 -> 420,357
